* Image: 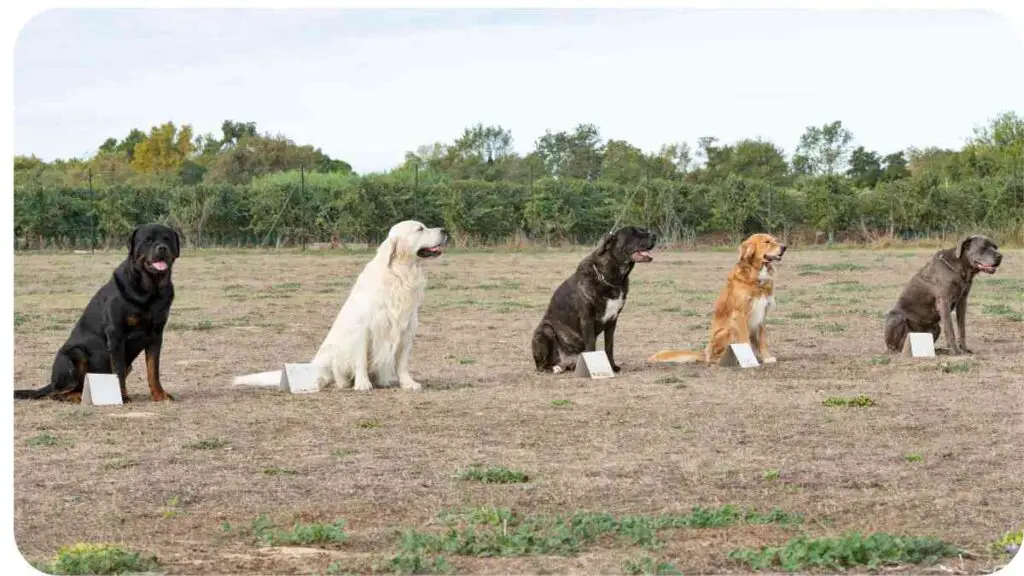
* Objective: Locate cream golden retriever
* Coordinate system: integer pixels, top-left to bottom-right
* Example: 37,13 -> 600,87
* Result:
232,220 -> 447,391
648,233 -> 787,364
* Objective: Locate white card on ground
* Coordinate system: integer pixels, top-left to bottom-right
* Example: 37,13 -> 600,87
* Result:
574,350 -> 616,379
82,373 -> 123,406
719,343 -> 761,368
903,332 -> 936,358
279,363 -> 324,394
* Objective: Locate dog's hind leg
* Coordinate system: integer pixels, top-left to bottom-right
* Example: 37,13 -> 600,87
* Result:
31,349 -> 87,401
531,325 -> 556,372
883,310 -> 910,352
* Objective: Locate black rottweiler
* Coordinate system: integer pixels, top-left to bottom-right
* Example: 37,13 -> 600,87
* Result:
531,226 -> 658,374
15,223 -> 181,402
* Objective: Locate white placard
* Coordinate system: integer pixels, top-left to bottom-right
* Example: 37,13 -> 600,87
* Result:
279,363 -> 325,394
82,373 -> 124,406
902,332 -> 936,358
574,351 -> 616,379
719,343 -> 761,368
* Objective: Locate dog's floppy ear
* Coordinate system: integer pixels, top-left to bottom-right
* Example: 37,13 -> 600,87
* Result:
955,235 -> 980,259
739,239 -> 757,263
386,236 -> 401,268
597,233 -> 617,254
169,228 -> 181,258
127,225 -> 141,258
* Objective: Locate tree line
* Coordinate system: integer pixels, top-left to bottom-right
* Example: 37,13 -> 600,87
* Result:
13,113 -> 1024,249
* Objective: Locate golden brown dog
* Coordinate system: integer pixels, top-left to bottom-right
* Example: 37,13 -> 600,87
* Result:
649,233 -> 787,364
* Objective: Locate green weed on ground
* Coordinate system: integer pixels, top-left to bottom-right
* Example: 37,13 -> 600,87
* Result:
249,514 -> 348,547
399,505 -> 803,559
459,465 -> 530,484
728,532 -> 962,572
31,543 -> 159,575
822,395 -> 875,408
993,529 -> 1023,554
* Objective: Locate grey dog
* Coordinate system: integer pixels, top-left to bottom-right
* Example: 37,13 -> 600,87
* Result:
884,235 -> 1002,355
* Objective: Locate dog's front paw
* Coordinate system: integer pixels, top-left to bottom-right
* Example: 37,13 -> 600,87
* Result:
152,392 -> 174,402
551,366 -> 565,374
121,394 -> 132,403
611,363 -> 622,373
400,378 -> 422,391
958,344 -> 973,355
762,356 -> 777,364
353,379 -> 373,392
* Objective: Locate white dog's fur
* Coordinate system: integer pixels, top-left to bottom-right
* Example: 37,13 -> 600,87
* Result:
232,220 -> 447,391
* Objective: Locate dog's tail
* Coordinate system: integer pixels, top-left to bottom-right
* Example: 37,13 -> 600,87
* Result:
232,370 -> 283,388
883,309 -> 908,353
15,351 -> 76,399
14,384 -> 56,399
647,349 -> 704,364
531,325 -> 556,371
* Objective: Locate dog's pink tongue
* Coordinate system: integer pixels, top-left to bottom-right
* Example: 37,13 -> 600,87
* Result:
152,261 -> 168,271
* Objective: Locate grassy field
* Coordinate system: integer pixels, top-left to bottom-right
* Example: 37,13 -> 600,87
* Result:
12,244 -> 1024,574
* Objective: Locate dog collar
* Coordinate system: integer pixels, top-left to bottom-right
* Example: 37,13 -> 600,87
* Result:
591,265 -> 618,289
938,255 -> 969,280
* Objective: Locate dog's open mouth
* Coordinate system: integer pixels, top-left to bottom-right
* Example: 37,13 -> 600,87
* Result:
973,261 -> 998,274
763,253 -> 783,273
145,259 -> 171,273
631,250 -> 653,263
417,246 -> 444,258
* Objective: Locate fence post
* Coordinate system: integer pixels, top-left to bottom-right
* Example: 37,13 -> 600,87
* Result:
88,169 -> 96,252
300,165 -> 306,251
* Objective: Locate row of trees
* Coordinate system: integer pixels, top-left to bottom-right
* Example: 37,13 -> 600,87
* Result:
13,113 -> 1024,248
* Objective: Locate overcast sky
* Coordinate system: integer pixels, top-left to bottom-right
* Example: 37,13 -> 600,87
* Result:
14,8 -> 1024,173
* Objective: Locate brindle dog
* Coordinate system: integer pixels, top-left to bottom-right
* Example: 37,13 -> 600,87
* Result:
532,227 -> 658,373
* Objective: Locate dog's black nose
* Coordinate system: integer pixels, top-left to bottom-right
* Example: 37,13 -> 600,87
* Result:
780,244 -> 787,254
156,244 -> 168,255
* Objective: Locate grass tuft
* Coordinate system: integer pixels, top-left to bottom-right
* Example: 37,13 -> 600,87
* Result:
728,532 -> 963,571
822,395 -> 875,408
183,437 -> 229,450
940,360 -> 972,374
459,465 -> 530,484
983,304 -> 1023,321
816,322 -> 847,334
250,513 -> 348,547
27,432 -> 66,447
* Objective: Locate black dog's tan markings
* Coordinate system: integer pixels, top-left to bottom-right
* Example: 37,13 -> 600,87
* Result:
884,234 -> 1002,355
14,223 -> 181,403
532,226 -> 657,373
